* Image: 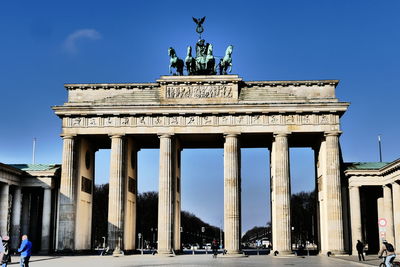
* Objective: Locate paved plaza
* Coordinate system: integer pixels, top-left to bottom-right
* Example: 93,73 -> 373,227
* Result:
7,254 -> 384,267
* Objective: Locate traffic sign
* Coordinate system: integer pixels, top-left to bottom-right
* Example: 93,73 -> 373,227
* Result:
378,218 -> 387,227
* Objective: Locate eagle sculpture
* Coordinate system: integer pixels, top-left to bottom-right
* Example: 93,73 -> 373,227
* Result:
193,16 -> 206,34
192,16 -> 206,26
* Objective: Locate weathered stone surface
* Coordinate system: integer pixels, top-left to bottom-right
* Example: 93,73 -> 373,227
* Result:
53,75 -> 350,254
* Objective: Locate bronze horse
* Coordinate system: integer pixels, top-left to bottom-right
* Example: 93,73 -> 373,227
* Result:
219,45 -> 233,75
185,46 -> 196,75
168,47 -> 184,75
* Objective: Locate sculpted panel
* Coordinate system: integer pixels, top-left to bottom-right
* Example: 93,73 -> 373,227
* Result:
166,85 -> 233,99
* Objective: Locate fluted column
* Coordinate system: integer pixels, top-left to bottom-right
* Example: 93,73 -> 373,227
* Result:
392,182 -> 400,250
10,187 -> 22,250
41,187 -> 52,252
57,134 -> 76,250
383,185 -> 395,244
377,197 -> 384,242
108,135 -> 125,255
21,193 -> 30,237
0,183 -> 10,235
324,132 -> 344,253
224,133 -> 241,254
157,134 -> 174,255
271,133 -> 291,254
349,186 -> 362,255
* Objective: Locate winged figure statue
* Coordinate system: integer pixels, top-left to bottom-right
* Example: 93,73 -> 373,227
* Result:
192,16 -> 206,34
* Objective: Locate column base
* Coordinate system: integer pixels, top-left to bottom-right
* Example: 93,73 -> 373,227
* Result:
156,249 -> 175,257
155,251 -> 175,257
272,250 -> 293,256
112,247 -> 124,257
321,250 -> 347,256
220,250 -> 247,258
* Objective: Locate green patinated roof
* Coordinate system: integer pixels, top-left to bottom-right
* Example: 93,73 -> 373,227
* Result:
346,162 -> 390,170
10,164 -> 60,172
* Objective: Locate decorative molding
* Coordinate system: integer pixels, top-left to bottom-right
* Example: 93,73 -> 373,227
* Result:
65,113 -> 339,128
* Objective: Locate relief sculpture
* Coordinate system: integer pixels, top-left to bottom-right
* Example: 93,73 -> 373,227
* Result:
166,85 -> 232,99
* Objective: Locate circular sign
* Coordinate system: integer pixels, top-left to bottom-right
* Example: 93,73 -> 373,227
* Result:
378,218 -> 387,227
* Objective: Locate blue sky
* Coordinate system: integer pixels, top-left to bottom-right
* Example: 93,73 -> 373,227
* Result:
1,1 -> 399,233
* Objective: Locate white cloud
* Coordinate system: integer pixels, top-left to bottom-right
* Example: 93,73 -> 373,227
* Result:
64,29 -> 102,53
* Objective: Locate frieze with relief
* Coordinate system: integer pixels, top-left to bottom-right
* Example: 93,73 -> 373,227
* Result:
66,114 -> 337,128
165,85 -> 233,99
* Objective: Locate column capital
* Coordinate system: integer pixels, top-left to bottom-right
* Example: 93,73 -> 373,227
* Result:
224,132 -> 241,138
349,185 -> 360,190
60,134 -> 76,139
273,132 -> 291,138
324,131 -> 342,137
109,134 -> 124,139
158,133 -> 174,138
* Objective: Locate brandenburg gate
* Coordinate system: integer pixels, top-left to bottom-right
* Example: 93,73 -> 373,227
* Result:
52,74 -> 349,255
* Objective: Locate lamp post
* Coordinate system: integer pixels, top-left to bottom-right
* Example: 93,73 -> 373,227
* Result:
201,226 -> 205,249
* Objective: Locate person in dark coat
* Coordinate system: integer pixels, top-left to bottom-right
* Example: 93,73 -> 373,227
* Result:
356,240 -> 365,261
211,239 -> 219,258
2,236 -> 10,267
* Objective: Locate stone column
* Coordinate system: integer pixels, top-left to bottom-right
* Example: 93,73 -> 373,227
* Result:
124,138 -> 137,251
157,134 -> 176,255
349,186 -> 362,255
392,182 -> 400,250
21,192 -> 31,236
173,141 -> 181,251
108,135 -> 125,255
0,183 -> 10,235
10,186 -> 22,250
224,133 -> 241,254
377,197 -> 384,242
383,185 -> 395,244
271,133 -> 291,254
324,132 -> 345,254
57,135 -> 76,250
41,187 -> 52,253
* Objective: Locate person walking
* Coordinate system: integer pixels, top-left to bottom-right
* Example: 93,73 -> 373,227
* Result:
17,235 -> 32,267
378,239 -> 396,267
356,240 -> 365,261
211,239 -> 218,258
1,236 -> 10,267
0,237 -> 4,264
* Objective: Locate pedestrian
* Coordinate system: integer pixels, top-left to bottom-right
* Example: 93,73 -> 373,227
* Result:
17,235 -> 32,267
378,239 -> 396,267
0,237 -> 4,264
1,236 -> 10,267
211,239 -> 218,258
356,240 -> 365,261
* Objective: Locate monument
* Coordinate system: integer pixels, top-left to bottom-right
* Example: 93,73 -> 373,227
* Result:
52,18 -> 350,256
168,16 -> 233,76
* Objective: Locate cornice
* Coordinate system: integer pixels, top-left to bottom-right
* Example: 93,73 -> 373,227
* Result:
64,83 -> 158,90
52,102 -> 349,117
244,80 -> 339,88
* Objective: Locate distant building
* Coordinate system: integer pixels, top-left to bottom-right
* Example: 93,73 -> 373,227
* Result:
0,163 -> 60,253
345,159 -> 400,254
